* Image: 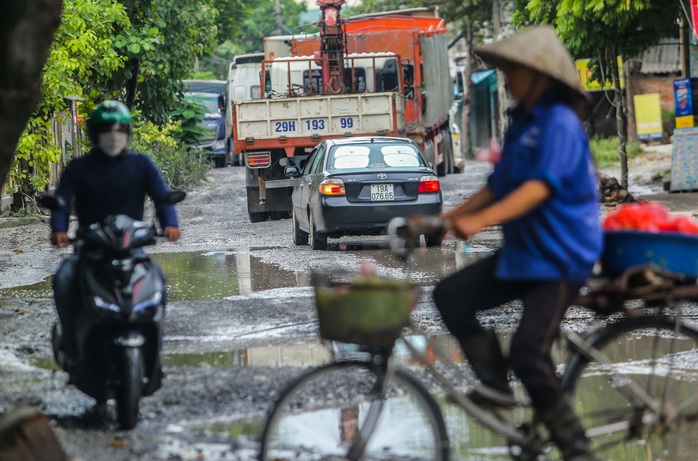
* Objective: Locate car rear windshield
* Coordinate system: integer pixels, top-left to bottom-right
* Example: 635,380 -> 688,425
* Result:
329,144 -> 425,170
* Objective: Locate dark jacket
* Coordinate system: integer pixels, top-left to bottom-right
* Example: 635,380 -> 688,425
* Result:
50,149 -> 178,233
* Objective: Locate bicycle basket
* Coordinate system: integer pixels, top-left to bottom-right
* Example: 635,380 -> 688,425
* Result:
313,273 -> 419,348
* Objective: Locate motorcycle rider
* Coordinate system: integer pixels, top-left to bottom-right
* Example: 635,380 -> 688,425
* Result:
49,100 -> 180,381
431,26 -> 601,461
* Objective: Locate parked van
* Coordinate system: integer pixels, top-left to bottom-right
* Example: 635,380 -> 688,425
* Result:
183,80 -> 227,168
225,53 -> 264,165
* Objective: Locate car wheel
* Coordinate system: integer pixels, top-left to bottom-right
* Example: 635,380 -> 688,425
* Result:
292,211 -> 309,245
309,212 -> 327,250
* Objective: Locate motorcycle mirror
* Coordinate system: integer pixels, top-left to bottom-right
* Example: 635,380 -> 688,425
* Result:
37,194 -> 68,211
165,190 -> 187,205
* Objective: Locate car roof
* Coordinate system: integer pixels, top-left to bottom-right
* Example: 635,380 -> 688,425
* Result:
323,136 -> 417,147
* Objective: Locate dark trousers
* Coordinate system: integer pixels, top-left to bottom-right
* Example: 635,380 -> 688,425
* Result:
432,253 -> 582,410
53,251 -> 167,358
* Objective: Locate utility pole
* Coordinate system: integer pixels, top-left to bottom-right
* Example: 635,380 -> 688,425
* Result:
492,0 -> 507,141
274,0 -> 283,36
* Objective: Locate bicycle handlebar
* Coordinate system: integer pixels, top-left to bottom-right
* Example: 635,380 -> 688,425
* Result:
387,216 -> 447,259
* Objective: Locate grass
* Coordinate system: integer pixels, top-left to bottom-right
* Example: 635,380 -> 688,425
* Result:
590,137 -> 645,168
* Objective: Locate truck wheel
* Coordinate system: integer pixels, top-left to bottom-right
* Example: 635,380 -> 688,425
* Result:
292,210 -> 309,245
270,211 -> 291,220
227,142 -> 238,166
441,128 -> 453,175
249,212 -> 269,223
309,213 -> 327,250
115,347 -> 143,430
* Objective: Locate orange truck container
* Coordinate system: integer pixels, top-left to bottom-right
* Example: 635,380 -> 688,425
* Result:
232,7 -> 453,223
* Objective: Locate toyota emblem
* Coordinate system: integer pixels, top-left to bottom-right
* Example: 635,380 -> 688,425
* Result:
377,173 -> 387,180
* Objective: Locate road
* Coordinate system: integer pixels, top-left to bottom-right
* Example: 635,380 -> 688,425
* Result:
1,153 -> 693,460
0,161 -> 499,460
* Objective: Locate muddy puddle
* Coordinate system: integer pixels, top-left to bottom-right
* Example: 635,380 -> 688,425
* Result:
166,331 -> 698,460
0,240 -> 500,302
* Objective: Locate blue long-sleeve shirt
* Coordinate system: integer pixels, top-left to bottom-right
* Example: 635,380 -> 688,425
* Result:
486,94 -> 602,282
50,149 -> 179,233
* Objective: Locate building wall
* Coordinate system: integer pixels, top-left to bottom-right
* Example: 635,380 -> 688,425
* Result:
634,73 -> 680,111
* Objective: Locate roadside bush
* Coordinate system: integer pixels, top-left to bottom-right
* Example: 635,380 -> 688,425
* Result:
590,137 -> 643,168
130,119 -> 209,190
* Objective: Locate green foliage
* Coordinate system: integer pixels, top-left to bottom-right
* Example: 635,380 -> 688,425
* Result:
198,0 -> 308,78
11,118 -> 63,193
349,0 -> 429,14
517,0 -> 678,86
104,0 -> 220,123
169,100 -> 209,146
237,0 -> 306,50
191,71 -> 219,80
130,119 -> 210,189
591,137 -> 643,168
41,0 -> 129,111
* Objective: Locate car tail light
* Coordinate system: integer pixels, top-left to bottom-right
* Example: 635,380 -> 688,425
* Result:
418,175 -> 440,193
246,152 -> 271,168
319,178 -> 346,196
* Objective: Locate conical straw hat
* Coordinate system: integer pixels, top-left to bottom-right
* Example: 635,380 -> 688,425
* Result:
474,24 -> 588,100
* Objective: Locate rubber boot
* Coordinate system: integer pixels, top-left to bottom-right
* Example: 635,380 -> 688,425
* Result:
539,398 -> 599,461
459,330 -> 513,402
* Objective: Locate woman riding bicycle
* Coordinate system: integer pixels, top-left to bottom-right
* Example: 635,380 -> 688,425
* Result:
431,25 -> 601,461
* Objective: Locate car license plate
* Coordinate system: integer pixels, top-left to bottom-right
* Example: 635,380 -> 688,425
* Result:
371,184 -> 394,201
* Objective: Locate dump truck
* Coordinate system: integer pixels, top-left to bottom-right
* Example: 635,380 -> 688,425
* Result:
232,3 -> 452,222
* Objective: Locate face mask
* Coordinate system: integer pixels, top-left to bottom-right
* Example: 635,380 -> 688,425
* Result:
98,132 -> 129,157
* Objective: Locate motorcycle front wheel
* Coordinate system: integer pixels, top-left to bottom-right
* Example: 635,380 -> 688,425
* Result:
115,346 -> 144,429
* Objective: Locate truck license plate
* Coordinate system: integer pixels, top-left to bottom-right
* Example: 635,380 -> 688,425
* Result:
370,184 -> 394,201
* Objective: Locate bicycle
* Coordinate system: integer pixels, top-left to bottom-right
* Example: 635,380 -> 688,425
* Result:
258,218 -> 698,460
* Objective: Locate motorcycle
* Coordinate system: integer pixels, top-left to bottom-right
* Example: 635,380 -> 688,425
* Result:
39,190 -> 185,429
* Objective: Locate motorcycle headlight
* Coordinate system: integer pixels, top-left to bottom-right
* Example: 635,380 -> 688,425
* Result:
93,295 -> 120,312
131,291 -> 162,321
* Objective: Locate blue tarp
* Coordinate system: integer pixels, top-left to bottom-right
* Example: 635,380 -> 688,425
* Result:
471,69 -> 496,85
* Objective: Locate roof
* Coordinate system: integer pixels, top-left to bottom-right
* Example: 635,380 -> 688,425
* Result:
640,38 -> 681,75
325,136 -> 416,146
183,80 -> 226,94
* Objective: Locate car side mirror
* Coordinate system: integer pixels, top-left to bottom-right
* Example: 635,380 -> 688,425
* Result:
217,93 -> 225,111
284,166 -> 301,177
402,61 -> 414,85
165,190 -> 187,205
404,86 -> 415,99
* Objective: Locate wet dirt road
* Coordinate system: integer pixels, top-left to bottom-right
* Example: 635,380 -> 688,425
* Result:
2,156 -> 698,460
0,161 -> 500,460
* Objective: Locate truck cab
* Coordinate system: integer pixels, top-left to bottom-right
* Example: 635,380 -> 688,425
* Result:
225,53 -> 264,166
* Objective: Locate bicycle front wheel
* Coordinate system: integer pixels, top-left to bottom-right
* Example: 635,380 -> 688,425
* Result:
259,360 -> 449,461
563,316 -> 698,458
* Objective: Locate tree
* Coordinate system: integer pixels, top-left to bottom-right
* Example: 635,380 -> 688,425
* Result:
514,0 -> 679,189
108,0 -> 220,123
0,0 -> 63,190
10,0 -> 129,207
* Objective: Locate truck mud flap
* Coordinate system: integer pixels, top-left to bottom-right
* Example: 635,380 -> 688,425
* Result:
246,186 -> 293,216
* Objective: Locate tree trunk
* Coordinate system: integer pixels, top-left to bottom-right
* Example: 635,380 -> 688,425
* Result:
0,0 -> 63,190
610,46 -> 629,190
125,58 -> 140,110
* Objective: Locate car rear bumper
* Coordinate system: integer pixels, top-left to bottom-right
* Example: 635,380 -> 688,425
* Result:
316,194 -> 442,234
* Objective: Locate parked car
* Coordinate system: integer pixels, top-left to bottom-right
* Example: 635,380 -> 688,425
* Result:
284,136 -> 443,250
183,80 -> 227,168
